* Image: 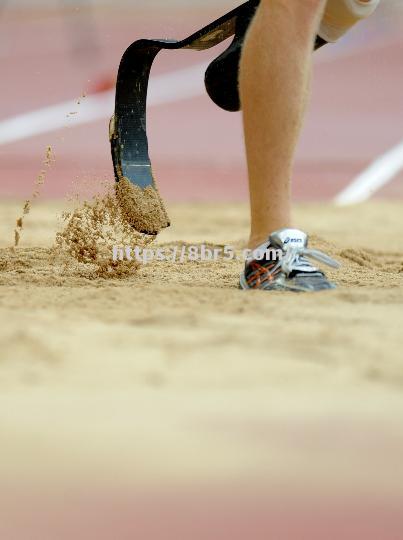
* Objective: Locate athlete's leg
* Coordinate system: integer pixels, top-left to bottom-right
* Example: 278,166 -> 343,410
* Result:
240,0 -> 326,249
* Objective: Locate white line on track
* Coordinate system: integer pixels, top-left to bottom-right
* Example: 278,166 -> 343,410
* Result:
334,139 -> 403,205
0,61 -> 209,147
1,38 -> 402,204
0,31 -> 398,148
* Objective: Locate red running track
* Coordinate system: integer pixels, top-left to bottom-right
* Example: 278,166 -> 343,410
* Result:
1,489 -> 403,540
0,6 -> 402,203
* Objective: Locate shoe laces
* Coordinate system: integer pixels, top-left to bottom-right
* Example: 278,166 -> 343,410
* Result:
272,246 -> 340,276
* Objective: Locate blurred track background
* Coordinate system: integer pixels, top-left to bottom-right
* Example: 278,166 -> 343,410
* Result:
1,3 -> 403,539
0,0 -> 402,203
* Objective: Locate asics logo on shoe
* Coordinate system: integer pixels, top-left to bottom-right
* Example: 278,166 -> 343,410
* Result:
284,237 -> 304,245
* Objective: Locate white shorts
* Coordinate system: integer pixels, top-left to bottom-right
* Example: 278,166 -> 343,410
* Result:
319,0 -> 381,42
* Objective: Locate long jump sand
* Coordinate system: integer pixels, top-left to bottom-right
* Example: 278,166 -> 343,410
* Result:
0,198 -> 403,500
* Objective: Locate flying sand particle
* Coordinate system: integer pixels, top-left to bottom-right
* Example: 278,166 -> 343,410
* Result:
55,180 -> 151,279
14,145 -> 53,248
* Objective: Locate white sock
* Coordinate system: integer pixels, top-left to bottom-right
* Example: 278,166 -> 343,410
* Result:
319,0 -> 381,43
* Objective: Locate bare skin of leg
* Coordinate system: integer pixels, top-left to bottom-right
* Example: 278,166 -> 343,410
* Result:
240,0 -> 327,249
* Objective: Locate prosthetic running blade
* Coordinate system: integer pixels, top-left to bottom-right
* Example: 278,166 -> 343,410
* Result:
110,0 -> 328,233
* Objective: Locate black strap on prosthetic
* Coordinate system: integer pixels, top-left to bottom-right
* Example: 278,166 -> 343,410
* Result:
110,0 -> 327,190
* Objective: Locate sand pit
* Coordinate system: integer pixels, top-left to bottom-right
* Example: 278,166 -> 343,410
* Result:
0,198 -> 403,498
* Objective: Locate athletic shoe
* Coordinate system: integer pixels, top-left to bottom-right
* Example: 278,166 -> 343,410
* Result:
239,228 -> 340,292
